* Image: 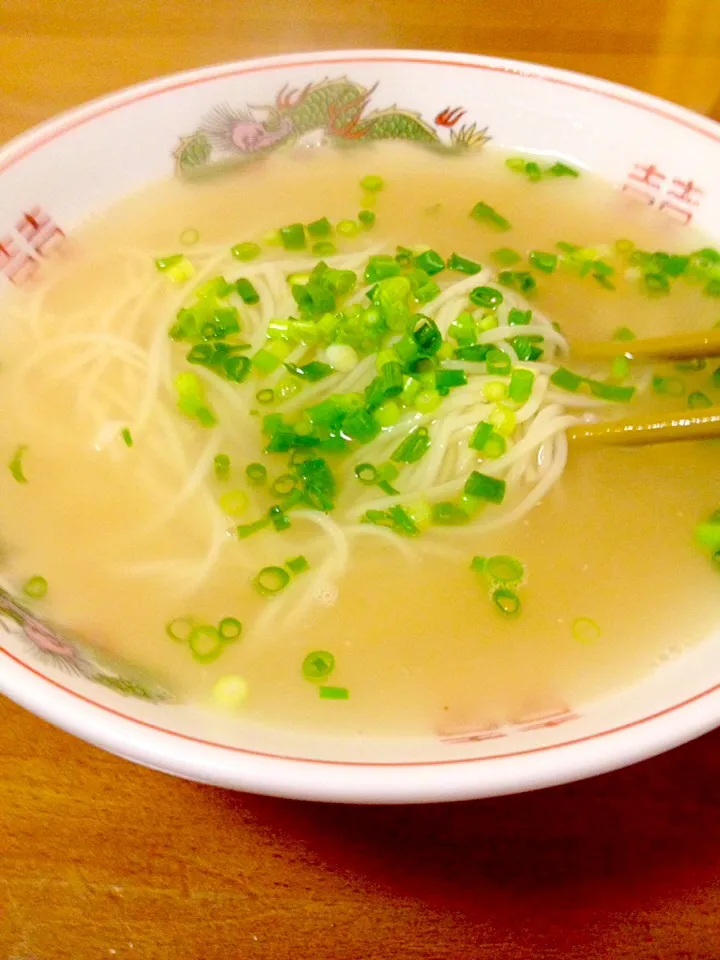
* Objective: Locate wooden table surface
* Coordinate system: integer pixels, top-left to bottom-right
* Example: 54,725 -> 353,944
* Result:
1,1 -> 720,957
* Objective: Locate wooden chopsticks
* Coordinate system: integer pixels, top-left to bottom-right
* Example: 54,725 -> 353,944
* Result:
569,406 -> 720,447
570,328 -> 720,363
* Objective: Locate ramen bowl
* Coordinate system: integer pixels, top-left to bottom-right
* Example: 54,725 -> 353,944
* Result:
0,50 -> 719,803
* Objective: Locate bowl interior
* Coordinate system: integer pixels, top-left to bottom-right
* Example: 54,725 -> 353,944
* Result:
1,50 -> 719,801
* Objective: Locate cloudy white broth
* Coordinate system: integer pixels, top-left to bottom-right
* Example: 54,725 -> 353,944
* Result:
1,142 -> 719,737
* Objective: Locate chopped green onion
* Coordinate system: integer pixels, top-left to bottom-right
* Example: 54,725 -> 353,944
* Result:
219,489 -> 249,517
447,252 -> 482,275
488,403 -> 517,436
256,388 -> 275,404
358,209 -> 376,228
214,453 -> 231,481
285,361 -> 333,382
360,175 -> 384,192
387,505 -> 420,536
121,428 -> 133,448
705,278 -> 720,298
235,278 -> 260,304
268,504 -> 291,531
270,474 -> 299,497
455,344 -> 492,362
470,556 -> 486,573
464,471 -> 506,504
236,517 -> 270,539
180,227 -> 200,246
319,686 -> 350,700
492,588 -> 521,617
485,555 -> 524,583
155,253 -> 183,271
218,617 -> 243,642
483,432 -> 507,458
675,358 -> 706,372
572,617 -> 601,643
431,501 -> 470,525
470,286 -> 503,309
231,242 -> 261,261
414,388 -> 442,413
365,255 -> 401,283
689,391 -> 713,409
354,463 -> 379,485
212,675 -> 248,710
306,217 -> 332,238
486,349 -> 512,375
435,369 -> 468,394
644,273 -> 670,296
279,223 -> 306,250
550,367 -> 584,392
611,356 -> 631,379
469,421 -> 493,452
252,348 -> 282,375
587,380 -> 635,403
498,271 -> 537,294
548,161 -> 579,178
652,376 -> 685,396
508,308 -> 532,326
337,219 -> 359,238
413,249 -> 445,276
188,625 -> 224,664
491,248 -> 521,267
529,251 -> 558,274
312,240 -> 337,257
302,650 -> 335,681
613,326 -> 636,341
9,444 -> 28,484
252,565 -> 291,597
391,426 -> 431,464
245,462 -> 268,485
471,202 -> 511,231
22,575 -> 48,599
286,555 -> 310,575
509,368 -> 535,403
165,617 -> 194,643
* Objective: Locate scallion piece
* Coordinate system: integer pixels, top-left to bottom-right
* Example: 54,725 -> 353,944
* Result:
319,686 -> 350,700
307,217 -> 332,238
455,344 -> 492,362
180,227 -> 200,246
253,565 -> 291,597
337,220 -> 359,238
484,432 -> 506,458
312,240 -> 337,257
214,453 -> 231,481
155,253 -> 183,271
188,625 -> 224,664
689,391 -> 712,409
252,349 -> 281,375
256,388 -> 275,404
218,617 -> 243,642
464,471 -> 506,504
390,426 -> 431,464
613,326 -> 636,342
268,504 -> 291,532
302,650 -> 335,681
355,463 -> 379,485
652,376 -> 685,396
236,517 -> 270,539
166,617 -> 195,643
486,349 -> 512,375
491,248 -> 521,267
498,271 -> 537,294
245,462 -> 268,485
235,278 -> 260,304
435,369 -> 467,394
644,272 -> 670,296
358,209 -> 376,228
485,555 -> 524,584
587,380 -> 635,403
509,368 -> 535,403
118,427 -> 133,449
548,161 -> 579,178
284,361 -> 333,382
550,367 -> 584,392
219,489 -> 249,517
431,502 -> 470,525
572,617 -> 601,643
271,474 -> 299,497
447,252 -> 482,275
22,575 -> 48,599
470,286 -> 504,309
279,223 -> 306,250
231,242 -> 261,261
365,255 -> 401,283
413,249 -> 445,276
492,588 -> 521,618
529,251 -> 558,274
388,505 -> 420,536
471,202 -> 511,231
8,444 -> 28,484
212,674 -> 248,709
360,175 -> 384,192
469,421 -> 493,452
287,555 -> 310,575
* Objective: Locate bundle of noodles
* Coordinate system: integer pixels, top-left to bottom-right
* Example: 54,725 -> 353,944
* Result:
6,238 -> 649,617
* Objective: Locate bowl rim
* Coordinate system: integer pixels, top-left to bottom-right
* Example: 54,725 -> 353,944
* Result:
1,48 -> 719,802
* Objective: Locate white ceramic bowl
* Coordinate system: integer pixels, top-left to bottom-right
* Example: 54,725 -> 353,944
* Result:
1,50 -> 719,803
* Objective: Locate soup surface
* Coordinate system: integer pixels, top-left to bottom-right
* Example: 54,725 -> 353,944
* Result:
0,142 -> 718,736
